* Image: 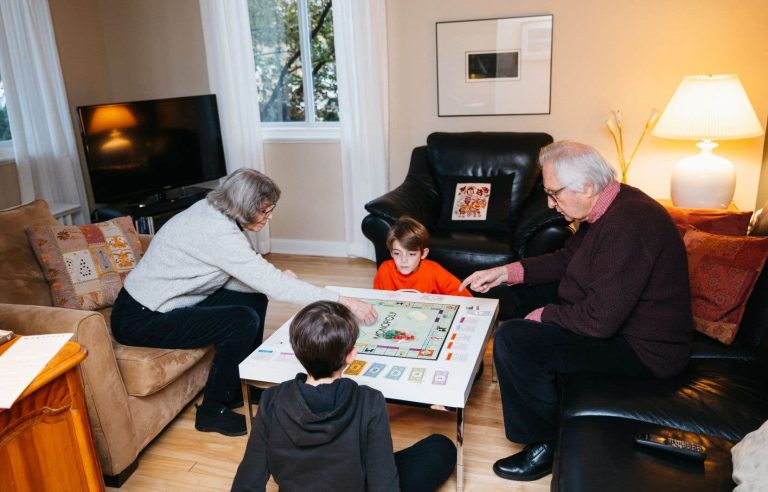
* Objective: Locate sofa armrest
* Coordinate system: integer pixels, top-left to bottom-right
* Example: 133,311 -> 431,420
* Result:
0,303 -> 139,475
512,186 -> 572,258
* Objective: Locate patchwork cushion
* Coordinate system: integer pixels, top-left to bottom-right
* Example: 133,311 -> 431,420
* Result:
0,200 -> 59,306
435,174 -> 515,232
26,217 -> 144,310
665,205 -> 752,236
682,227 -> 768,345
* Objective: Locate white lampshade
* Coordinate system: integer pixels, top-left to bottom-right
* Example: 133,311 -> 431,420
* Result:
653,74 -> 764,209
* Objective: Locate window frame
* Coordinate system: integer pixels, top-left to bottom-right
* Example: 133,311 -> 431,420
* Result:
255,0 -> 340,142
0,75 -> 13,160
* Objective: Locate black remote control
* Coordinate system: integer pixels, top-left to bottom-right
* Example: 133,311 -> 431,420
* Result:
635,433 -> 706,460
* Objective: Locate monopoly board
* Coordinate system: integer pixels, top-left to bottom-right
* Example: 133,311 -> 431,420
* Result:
355,298 -> 460,361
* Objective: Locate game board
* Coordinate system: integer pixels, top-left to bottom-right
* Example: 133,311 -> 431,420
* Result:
354,298 -> 460,361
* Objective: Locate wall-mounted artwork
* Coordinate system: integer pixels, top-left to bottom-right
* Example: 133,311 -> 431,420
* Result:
436,15 -> 553,116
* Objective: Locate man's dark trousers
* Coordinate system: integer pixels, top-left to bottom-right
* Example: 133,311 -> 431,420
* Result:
493,319 -> 653,443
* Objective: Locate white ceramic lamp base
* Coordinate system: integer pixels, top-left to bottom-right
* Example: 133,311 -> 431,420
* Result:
670,140 -> 735,209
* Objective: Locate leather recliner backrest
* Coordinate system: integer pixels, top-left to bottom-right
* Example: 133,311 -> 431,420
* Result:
426,132 -> 554,225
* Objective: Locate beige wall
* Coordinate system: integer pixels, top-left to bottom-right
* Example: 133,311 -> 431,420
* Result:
264,143 -> 345,241
387,0 -> 768,211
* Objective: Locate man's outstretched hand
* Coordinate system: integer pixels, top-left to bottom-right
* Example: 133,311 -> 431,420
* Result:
459,266 -> 508,294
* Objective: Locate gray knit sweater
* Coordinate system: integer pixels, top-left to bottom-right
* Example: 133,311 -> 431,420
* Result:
124,199 -> 338,313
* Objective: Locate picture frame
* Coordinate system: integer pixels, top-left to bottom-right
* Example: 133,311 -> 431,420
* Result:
436,15 -> 553,116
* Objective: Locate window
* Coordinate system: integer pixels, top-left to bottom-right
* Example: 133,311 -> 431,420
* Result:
248,0 -> 339,141
0,74 -> 14,160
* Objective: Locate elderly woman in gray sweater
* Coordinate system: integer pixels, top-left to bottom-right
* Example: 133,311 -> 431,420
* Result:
111,168 -> 377,437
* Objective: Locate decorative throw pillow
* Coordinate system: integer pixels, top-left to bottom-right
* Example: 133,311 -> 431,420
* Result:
436,173 -> 515,232
26,217 -> 144,310
682,227 -> 768,345
664,205 -> 753,236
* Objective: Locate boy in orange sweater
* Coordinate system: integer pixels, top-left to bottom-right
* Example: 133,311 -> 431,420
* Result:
374,216 -> 472,297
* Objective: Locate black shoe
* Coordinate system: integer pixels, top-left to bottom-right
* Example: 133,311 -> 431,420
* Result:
492,441 -> 554,481
194,403 -> 247,436
225,386 -> 263,409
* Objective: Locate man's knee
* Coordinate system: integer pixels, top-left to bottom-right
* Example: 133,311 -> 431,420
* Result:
494,319 -> 537,355
226,306 -> 262,340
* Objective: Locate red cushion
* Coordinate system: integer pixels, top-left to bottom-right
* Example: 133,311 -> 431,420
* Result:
665,205 -> 752,236
683,227 -> 768,345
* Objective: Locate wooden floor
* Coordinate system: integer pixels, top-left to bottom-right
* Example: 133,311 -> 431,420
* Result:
107,254 -> 551,491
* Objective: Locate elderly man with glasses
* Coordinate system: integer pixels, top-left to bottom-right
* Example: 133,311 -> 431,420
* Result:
460,140 -> 692,481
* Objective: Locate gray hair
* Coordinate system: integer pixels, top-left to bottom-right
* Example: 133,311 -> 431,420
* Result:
539,141 -> 616,194
207,168 -> 281,224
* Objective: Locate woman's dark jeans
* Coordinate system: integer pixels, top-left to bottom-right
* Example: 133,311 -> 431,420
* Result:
111,287 -> 268,403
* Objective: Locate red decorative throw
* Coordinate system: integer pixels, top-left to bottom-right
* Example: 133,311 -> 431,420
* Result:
683,227 -> 768,344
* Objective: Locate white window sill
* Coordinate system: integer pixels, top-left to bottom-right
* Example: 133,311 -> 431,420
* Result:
261,125 -> 340,143
0,141 -> 15,162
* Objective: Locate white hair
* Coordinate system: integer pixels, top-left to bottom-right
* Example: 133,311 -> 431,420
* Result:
207,168 -> 281,224
539,141 -> 616,193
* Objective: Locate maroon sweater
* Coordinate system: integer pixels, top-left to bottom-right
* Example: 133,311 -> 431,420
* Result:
521,185 -> 692,377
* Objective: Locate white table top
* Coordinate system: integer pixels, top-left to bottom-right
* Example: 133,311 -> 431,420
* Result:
239,286 -> 499,408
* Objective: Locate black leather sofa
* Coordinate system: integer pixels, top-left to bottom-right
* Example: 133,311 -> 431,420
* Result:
552,247 -> 768,490
362,132 -> 572,318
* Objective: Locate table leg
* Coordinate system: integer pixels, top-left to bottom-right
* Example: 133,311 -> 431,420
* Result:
242,381 -> 253,433
456,407 -> 464,492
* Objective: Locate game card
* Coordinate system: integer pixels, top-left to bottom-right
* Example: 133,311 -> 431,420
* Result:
275,352 -> 296,362
408,367 -> 426,383
432,370 -> 449,385
251,349 -> 273,361
446,352 -> 468,362
385,365 -> 406,380
344,359 -> 367,376
363,362 -> 386,378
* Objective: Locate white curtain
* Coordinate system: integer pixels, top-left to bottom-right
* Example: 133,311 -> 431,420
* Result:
332,0 -> 390,259
199,0 -> 271,253
0,0 -> 89,223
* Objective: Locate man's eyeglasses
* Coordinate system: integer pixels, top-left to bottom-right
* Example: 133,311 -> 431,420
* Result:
544,186 -> 567,203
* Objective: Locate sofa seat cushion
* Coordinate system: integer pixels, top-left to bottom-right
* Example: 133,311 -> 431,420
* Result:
554,416 -> 735,492
0,200 -> 59,306
110,333 -> 213,397
559,359 -> 768,441
689,331 -> 758,361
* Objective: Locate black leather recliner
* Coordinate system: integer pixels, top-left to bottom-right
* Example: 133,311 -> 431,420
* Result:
362,132 -> 572,317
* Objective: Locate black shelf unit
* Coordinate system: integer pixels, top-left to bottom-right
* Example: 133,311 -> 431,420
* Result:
93,188 -> 209,234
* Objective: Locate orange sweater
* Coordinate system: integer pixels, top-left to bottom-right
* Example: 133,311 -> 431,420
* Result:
373,259 -> 472,297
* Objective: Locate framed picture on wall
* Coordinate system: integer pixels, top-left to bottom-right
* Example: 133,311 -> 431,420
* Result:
436,15 -> 553,116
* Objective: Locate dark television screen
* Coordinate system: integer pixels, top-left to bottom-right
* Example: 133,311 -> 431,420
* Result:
78,94 -> 227,203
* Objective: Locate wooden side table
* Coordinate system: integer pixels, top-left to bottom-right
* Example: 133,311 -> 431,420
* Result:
0,339 -> 104,491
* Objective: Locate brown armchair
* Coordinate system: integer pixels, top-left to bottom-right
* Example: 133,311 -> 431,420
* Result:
0,200 -> 213,486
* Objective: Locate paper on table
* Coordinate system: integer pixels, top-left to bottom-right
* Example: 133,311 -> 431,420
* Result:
0,333 -> 73,409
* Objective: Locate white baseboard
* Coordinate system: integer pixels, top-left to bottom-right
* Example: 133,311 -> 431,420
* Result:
269,238 -> 349,257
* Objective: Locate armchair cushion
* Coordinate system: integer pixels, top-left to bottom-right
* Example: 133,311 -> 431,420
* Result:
25,216 -> 144,311
435,174 -> 515,232
0,200 -> 59,306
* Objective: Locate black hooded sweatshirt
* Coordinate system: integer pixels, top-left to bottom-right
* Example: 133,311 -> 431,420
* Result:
231,374 -> 400,492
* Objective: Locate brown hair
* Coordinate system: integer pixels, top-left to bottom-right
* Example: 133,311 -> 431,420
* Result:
289,301 -> 359,379
386,215 -> 430,252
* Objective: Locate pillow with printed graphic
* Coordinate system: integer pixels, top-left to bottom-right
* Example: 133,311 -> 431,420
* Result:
26,216 -> 144,310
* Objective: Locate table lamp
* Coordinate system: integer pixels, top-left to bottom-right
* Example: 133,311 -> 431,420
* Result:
652,74 -> 764,209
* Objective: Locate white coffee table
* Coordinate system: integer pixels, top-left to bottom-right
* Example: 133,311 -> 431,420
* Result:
238,286 -> 498,491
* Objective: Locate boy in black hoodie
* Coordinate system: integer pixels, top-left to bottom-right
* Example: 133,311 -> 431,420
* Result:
231,301 -> 456,492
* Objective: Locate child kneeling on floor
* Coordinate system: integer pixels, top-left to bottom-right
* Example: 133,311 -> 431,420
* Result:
231,300 -> 456,492
374,216 -> 472,297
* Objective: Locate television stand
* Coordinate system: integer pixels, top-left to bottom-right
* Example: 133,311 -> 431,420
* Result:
93,188 -> 211,234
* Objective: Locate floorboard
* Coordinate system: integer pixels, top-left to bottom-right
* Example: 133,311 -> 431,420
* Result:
107,254 -> 550,491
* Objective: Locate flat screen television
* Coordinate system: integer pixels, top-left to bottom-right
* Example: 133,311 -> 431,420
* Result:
78,94 -> 227,203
